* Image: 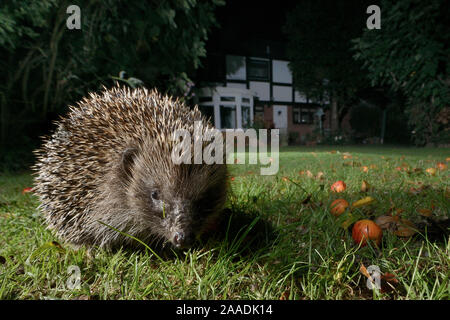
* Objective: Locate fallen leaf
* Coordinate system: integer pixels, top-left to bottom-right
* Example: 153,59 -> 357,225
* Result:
305,170 -> 314,178
352,196 -> 375,208
359,264 -> 371,279
425,167 -> 437,176
375,215 -> 397,230
341,212 -> 357,229
418,208 -> 432,217
381,272 -> 399,293
361,166 -> 369,173
316,172 -> 325,180
393,219 -> 418,237
361,180 -> 371,192
279,290 -> 290,300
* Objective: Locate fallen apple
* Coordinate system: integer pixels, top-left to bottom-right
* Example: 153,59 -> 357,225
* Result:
331,180 -> 346,193
436,162 -> 447,171
352,219 -> 382,247
22,187 -> 33,194
330,199 -> 349,217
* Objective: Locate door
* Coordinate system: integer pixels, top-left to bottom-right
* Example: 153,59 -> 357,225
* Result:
273,105 -> 287,129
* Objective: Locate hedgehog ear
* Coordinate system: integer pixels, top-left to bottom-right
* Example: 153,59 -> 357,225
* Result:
120,147 -> 138,179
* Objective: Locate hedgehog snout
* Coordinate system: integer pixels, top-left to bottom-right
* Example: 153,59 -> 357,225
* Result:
167,201 -> 194,248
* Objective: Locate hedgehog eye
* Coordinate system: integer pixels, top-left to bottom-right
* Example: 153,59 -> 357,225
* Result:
151,191 -> 159,200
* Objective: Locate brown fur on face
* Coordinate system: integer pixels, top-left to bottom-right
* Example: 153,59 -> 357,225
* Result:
33,86 -> 228,249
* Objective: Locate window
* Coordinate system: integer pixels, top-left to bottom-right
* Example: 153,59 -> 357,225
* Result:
293,106 -> 301,124
293,105 -> 315,124
220,96 -> 235,102
247,58 -> 270,81
241,106 -> 251,128
198,105 -> 215,126
301,108 -> 313,124
199,96 -> 212,103
220,105 -> 236,129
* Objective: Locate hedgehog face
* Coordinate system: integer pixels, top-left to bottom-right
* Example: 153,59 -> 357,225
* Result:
120,148 -> 209,249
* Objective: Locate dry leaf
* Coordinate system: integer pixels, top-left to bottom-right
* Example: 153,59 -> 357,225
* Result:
361,166 -> 369,173
418,208 -> 432,217
341,212 -> 357,229
305,170 -> 314,178
393,219 -> 418,237
352,196 -> 375,208
359,264 -> 371,279
375,215 -> 397,230
316,172 -> 325,180
425,167 -> 437,176
361,180 -> 371,192
279,290 -> 290,300
380,272 -> 399,293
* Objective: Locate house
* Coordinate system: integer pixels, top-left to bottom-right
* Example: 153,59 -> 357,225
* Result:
194,48 -> 330,145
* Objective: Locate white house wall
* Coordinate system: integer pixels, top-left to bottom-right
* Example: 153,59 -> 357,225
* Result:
249,81 -> 270,101
272,60 -> 292,84
294,90 -> 308,103
226,55 -> 246,80
273,85 -> 292,102
226,82 -> 247,90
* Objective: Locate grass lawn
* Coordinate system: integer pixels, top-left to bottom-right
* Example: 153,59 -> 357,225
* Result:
0,145 -> 449,300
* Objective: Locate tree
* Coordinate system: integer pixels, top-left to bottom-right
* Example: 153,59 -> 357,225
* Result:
283,0 -> 373,132
0,0 -> 224,148
353,0 -> 449,145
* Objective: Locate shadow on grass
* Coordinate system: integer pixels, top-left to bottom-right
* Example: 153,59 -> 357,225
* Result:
106,207 -> 279,262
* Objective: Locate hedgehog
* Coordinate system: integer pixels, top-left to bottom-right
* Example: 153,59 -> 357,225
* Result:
33,85 -> 228,249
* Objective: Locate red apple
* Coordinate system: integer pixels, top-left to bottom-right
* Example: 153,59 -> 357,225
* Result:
352,219 -> 382,247
330,199 -> 349,217
330,180 -> 346,193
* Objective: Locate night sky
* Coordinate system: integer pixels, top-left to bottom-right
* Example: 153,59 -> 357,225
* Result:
206,0 -> 299,59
